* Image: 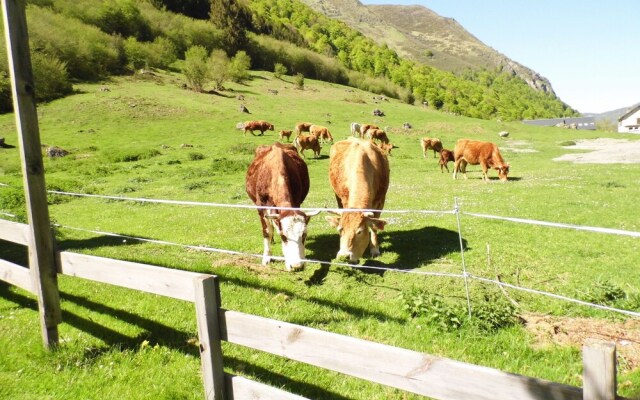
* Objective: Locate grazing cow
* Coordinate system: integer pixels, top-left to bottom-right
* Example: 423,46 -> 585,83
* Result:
294,134 -> 321,158
453,139 -> 510,182
327,139 -> 390,263
421,137 -> 443,158
359,124 -> 379,138
244,120 -> 274,136
350,122 -> 362,138
295,122 -> 312,135
279,130 -> 293,142
438,148 -> 455,173
245,143 -> 318,271
367,128 -> 389,144
309,124 -> 334,144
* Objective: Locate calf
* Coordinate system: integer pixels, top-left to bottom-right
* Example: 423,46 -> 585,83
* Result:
327,139 -> 390,263
453,139 -> 510,182
359,124 -> 379,139
438,148 -> 455,173
350,122 -> 362,138
244,120 -> 274,136
421,137 -> 443,158
294,134 -> 322,158
245,143 -> 318,271
279,130 -> 293,142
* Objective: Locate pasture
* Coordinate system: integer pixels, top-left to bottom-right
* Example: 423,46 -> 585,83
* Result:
1,69 -> 640,399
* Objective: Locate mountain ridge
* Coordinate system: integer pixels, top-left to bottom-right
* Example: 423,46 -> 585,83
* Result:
299,0 -> 554,95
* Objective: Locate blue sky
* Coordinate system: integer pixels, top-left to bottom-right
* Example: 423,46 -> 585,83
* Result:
359,0 -> 639,114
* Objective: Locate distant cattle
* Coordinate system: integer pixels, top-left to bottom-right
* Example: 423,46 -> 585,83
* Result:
309,124 -> 334,144
327,139 -> 390,263
453,139 -> 510,182
420,137 -> 443,158
243,120 -> 274,136
245,142 -> 318,271
279,130 -> 293,142
295,122 -> 312,135
294,134 -> 321,158
438,148 -> 455,173
350,122 -> 362,138
366,128 -> 389,144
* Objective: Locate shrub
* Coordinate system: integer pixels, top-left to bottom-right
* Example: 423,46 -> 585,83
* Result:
228,51 -> 251,83
188,152 -> 205,161
273,62 -> 287,79
124,37 -> 177,70
581,279 -> 626,306
31,52 -> 73,102
294,73 -> 304,89
183,45 -> 209,92
471,294 -> 518,332
95,0 -> 152,41
208,49 -> 229,90
400,288 -> 464,331
108,148 -> 161,163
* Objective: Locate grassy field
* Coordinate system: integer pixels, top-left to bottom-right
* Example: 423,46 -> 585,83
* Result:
1,70 -> 640,399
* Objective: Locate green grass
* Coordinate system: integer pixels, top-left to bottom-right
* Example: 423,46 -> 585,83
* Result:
1,70 -> 640,399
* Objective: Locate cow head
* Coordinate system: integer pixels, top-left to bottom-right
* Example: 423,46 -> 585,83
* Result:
266,209 -> 319,271
326,211 -> 387,263
495,164 -> 510,182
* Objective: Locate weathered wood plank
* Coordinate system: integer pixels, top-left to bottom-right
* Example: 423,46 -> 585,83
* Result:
58,252 -> 207,302
225,374 -> 309,400
221,310 -> 582,400
194,276 -> 226,400
2,0 -> 61,348
583,342 -> 616,400
0,219 -> 30,245
0,258 -> 32,293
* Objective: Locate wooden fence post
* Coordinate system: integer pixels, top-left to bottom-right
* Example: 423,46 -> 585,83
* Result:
194,276 -> 226,400
582,342 -> 616,400
1,0 -> 61,348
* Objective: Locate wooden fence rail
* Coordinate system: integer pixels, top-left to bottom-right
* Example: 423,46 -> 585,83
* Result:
0,219 -> 624,399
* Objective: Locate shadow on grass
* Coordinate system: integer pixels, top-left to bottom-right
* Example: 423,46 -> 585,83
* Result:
0,240 -> 29,266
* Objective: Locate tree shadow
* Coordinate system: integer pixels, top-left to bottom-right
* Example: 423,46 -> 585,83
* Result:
57,234 -> 146,252
0,142 -> 16,149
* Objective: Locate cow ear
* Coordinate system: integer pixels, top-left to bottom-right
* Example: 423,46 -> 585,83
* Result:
326,215 -> 341,228
366,217 -> 387,231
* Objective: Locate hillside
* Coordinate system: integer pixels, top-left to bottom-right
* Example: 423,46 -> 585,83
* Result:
299,0 -> 554,94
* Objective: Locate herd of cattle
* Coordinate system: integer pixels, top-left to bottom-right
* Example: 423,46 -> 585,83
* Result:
242,119 -> 510,271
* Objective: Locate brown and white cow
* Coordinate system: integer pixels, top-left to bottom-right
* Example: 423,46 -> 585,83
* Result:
453,139 -> 510,182
244,120 -> 274,136
245,142 -> 318,271
309,124 -> 334,144
294,134 -> 321,158
295,122 -> 312,135
438,148 -> 455,173
327,139 -> 390,263
421,137 -> 443,158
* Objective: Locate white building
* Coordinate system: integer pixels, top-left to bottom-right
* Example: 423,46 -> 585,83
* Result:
618,105 -> 640,133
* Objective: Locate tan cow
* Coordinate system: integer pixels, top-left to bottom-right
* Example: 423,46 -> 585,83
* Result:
375,142 -> 397,156
295,122 -> 312,135
244,120 -> 274,136
245,142 -> 319,271
309,124 -> 334,144
327,138 -> 390,263
367,128 -> 389,144
359,124 -> 379,138
453,139 -> 510,182
438,148 -> 455,173
421,137 -> 443,158
279,130 -> 293,142
294,134 -> 321,158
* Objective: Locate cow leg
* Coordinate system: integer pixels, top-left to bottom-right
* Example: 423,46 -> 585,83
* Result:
480,162 -> 489,182
453,159 -> 462,179
258,211 -> 274,265
369,229 -> 381,258
433,150 -> 437,158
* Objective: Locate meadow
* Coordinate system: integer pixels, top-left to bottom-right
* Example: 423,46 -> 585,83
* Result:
1,70 -> 639,399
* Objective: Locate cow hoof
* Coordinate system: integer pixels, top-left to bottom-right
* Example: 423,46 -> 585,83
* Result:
262,256 -> 271,266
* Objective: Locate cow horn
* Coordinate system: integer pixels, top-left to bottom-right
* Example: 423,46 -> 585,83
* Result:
306,209 -> 322,217
363,211 -> 375,217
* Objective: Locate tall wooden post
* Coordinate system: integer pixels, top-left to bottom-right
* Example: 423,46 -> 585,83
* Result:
583,342 -> 616,400
1,0 -> 61,348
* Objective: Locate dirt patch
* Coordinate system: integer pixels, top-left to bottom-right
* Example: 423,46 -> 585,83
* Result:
554,138 -> 640,164
524,313 -> 640,373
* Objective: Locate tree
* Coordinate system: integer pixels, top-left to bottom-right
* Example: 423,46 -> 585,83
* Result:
208,49 -> 229,90
209,0 -> 251,54
273,63 -> 287,79
183,45 -> 209,92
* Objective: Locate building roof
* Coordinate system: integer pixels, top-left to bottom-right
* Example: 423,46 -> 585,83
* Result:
618,104 -> 640,122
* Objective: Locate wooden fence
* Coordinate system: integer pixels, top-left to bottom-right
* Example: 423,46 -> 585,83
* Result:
0,219 -> 624,400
